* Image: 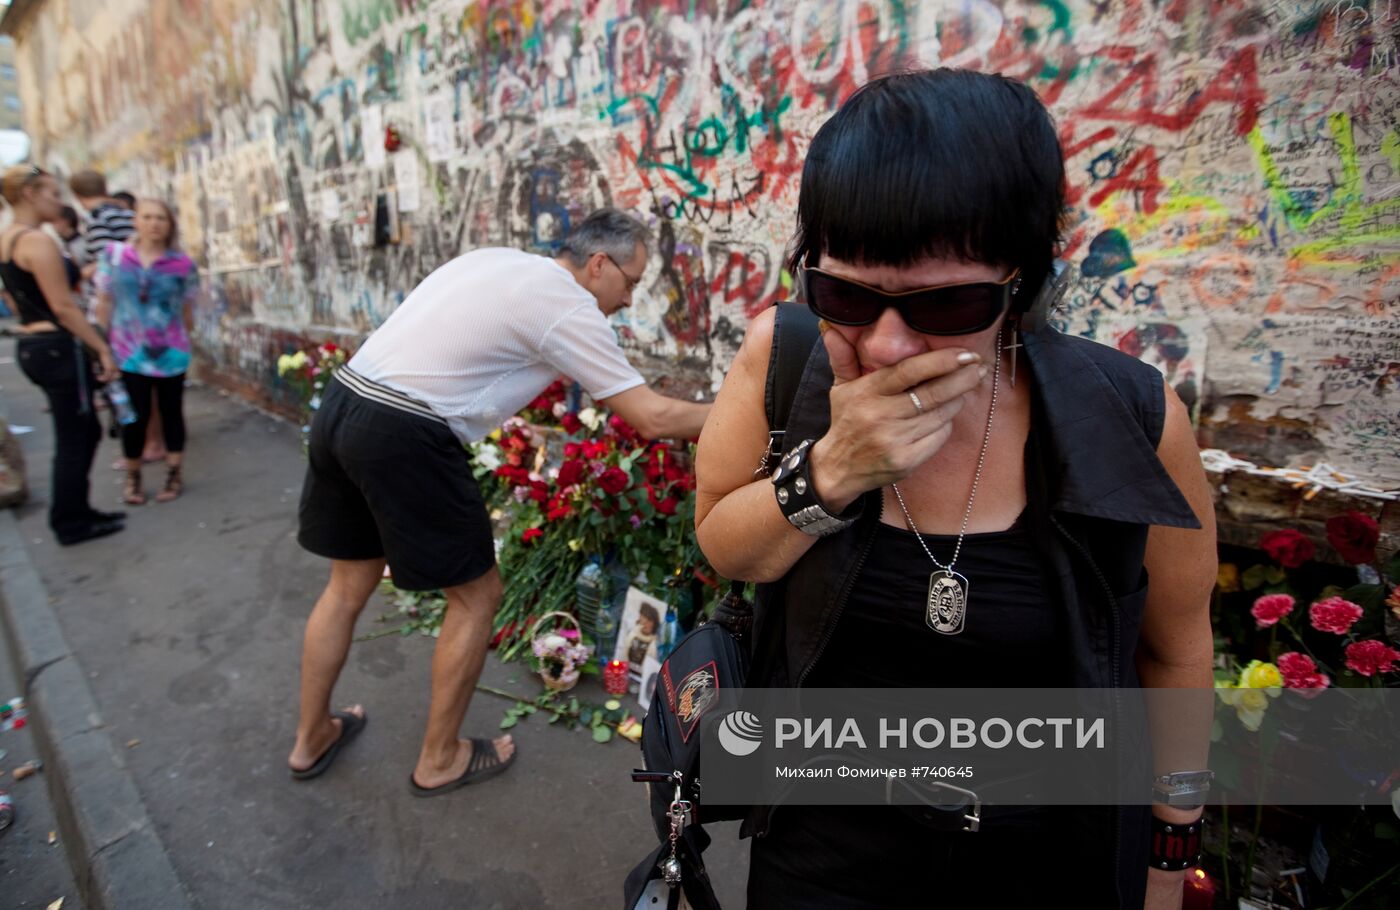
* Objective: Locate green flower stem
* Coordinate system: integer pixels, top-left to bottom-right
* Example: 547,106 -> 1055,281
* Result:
1334,860 -> 1400,910
1220,801 -> 1232,901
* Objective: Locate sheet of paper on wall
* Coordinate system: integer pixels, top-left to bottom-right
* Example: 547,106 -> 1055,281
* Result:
394,154 -> 421,212
424,91 -> 455,163
321,188 -> 341,222
361,106 -> 386,169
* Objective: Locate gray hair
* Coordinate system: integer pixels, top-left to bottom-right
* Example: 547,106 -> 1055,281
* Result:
558,208 -> 649,266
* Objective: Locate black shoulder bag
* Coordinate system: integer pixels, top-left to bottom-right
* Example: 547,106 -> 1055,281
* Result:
622,303 -> 820,910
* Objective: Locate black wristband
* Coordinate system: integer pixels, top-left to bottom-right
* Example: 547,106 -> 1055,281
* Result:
1149,814 -> 1203,871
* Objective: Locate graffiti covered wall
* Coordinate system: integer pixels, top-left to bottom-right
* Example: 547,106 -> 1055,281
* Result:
7,0 -> 1399,483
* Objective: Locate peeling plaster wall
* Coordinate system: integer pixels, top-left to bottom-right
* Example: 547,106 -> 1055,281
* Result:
9,0 -> 1399,483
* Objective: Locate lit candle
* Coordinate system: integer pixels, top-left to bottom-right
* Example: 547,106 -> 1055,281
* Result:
603,659 -> 630,695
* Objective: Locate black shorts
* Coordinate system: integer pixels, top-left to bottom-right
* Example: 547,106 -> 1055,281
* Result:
297,372 -> 496,591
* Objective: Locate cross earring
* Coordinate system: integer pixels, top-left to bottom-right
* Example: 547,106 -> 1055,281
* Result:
1002,320 -> 1022,389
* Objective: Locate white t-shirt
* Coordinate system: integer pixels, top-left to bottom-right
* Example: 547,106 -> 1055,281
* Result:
348,248 -> 645,443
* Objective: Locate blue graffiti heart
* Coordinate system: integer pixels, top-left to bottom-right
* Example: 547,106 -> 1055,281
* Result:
1081,229 -> 1136,278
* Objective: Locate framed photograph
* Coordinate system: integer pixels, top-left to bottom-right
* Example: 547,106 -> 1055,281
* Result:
613,586 -> 666,673
638,654 -> 662,712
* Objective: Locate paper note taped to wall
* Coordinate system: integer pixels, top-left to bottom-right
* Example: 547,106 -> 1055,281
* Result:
361,106 -> 385,169
424,91 -> 455,163
394,154 -> 420,212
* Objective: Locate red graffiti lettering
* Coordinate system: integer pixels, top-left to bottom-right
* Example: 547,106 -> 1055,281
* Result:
1078,46 -> 1263,136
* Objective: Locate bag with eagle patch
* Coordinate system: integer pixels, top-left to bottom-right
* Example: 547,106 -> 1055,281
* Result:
623,304 -> 820,910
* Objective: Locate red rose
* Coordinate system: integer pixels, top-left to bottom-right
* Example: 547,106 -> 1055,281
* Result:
1325,511 -> 1379,565
583,440 -> 610,459
521,527 -> 543,544
494,465 -> 529,486
1260,529 -> 1315,569
1309,596 -> 1364,635
1343,640 -> 1400,677
1250,594 -> 1295,629
1276,651 -> 1329,694
528,483 -> 547,503
557,459 -> 586,488
546,504 -> 573,522
322,342 -> 338,353
561,413 -> 583,434
564,442 -> 582,459
598,467 -> 630,495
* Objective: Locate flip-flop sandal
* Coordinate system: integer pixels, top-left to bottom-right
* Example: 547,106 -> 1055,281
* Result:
290,710 -> 367,781
408,737 -> 517,797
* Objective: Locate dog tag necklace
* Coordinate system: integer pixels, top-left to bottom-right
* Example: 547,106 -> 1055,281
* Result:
890,339 -> 1000,636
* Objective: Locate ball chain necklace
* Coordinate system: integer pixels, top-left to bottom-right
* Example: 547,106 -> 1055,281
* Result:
890,334 -> 1001,636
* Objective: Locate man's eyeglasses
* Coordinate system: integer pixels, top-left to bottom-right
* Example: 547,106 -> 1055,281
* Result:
799,259 -> 1021,336
604,254 -> 643,294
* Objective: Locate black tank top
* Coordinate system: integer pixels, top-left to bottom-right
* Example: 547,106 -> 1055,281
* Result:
0,227 -> 61,326
804,517 -> 1070,688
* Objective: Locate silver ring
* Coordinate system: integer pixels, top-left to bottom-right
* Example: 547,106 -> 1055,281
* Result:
909,390 -> 925,415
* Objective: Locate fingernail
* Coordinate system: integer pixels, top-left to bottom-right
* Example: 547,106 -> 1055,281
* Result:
978,365 -> 989,379
817,318 -> 830,334
956,352 -> 980,364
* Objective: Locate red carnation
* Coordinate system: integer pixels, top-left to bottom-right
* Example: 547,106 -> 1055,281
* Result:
557,459 -> 586,488
1250,594 -> 1295,629
1309,596 -> 1364,635
528,484 -> 547,503
1343,640 -> 1400,677
1325,511 -> 1379,565
1260,529 -> 1315,569
521,527 -> 543,545
561,413 -> 583,434
546,504 -> 573,522
598,466 -> 630,495
1276,652 -> 1329,694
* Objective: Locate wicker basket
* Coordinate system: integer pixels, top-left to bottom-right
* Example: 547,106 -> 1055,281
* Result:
529,611 -> 585,693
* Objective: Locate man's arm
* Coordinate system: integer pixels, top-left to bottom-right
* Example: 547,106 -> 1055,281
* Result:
599,384 -> 710,441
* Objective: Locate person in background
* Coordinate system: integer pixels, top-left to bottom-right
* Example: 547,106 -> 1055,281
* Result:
51,205 -> 86,296
0,165 -> 125,544
94,198 -> 198,505
70,170 -> 166,462
288,208 -> 711,796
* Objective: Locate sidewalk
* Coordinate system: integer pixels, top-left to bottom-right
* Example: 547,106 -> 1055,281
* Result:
0,353 -> 748,909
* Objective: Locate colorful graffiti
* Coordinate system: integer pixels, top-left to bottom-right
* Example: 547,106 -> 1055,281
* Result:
7,0 -> 1398,482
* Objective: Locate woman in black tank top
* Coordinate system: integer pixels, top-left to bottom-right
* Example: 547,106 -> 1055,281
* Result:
0,165 -> 126,545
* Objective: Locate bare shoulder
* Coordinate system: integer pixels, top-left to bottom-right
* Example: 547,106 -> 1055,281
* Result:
733,305 -> 778,378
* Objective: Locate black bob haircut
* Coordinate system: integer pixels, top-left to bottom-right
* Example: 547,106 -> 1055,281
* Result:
788,69 -> 1066,312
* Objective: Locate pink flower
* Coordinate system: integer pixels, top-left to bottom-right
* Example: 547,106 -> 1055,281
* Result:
1276,651 -> 1330,695
1343,640 -> 1400,677
1309,597 -> 1364,635
1250,594 -> 1295,629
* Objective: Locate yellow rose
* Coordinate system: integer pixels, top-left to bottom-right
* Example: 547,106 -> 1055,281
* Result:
1239,660 -> 1283,690
277,354 -> 294,376
1233,687 -> 1271,731
1216,563 -> 1241,594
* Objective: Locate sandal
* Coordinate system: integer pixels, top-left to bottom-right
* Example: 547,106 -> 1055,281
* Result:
409,737 -> 518,797
290,709 -> 368,781
123,469 -> 147,506
155,466 -> 183,503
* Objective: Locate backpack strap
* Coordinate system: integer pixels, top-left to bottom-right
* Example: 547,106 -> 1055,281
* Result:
758,303 -> 821,476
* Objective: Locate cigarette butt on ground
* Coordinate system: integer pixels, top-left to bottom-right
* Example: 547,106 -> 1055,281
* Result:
47,899 -> 64,910
126,739 -> 140,749
12,761 -> 41,781
47,830 -> 56,844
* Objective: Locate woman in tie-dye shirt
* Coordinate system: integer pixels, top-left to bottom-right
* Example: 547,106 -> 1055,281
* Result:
95,199 -> 198,504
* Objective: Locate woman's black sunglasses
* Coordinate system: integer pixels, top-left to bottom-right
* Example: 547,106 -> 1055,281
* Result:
799,262 -> 1021,336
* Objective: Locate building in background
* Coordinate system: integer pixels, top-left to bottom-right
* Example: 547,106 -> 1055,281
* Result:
0,34 -> 20,132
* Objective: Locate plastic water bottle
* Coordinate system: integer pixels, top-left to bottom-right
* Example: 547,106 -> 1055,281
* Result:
105,379 -> 138,426
575,561 -> 604,645
656,605 -> 683,661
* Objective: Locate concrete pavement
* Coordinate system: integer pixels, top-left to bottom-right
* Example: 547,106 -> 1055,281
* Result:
0,349 -> 748,910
